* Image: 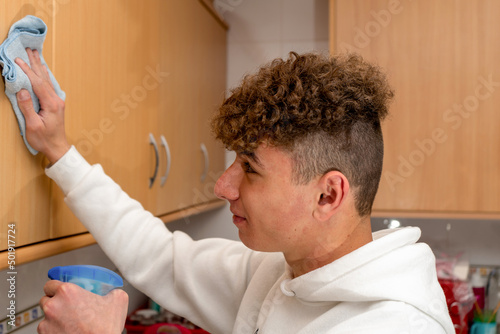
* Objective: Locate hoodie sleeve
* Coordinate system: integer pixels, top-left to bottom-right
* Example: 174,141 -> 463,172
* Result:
45,146 -> 262,334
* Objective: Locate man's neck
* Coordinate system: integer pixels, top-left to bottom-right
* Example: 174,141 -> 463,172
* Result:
287,216 -> 373,278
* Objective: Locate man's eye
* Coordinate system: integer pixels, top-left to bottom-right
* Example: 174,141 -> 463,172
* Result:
242,162 -> 256,173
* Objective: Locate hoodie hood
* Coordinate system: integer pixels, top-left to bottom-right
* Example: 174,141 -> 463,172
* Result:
280,227 -> 454,332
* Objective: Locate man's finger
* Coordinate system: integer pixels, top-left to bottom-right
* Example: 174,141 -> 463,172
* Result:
43,280 -> 64,297
105,288 -> 129,303
16,89 -> 39,124
15,57 -> 42,92
15,57 -> 55,101
39,295 -> 50,309
15,57 -> 34,78
26,48 -> 45,77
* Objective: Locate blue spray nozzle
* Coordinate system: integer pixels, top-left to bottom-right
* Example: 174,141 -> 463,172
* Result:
48,265 -> 123,296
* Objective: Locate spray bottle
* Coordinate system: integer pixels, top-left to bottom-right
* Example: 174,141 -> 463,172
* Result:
48,265 -> 123,296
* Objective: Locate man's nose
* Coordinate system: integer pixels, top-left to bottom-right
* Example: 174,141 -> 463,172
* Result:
214,163 -> 240,201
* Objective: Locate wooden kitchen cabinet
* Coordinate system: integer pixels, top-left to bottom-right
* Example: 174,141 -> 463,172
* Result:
0,0 -> 226,264
156,0 -> 227,217
331,0 -> 500,218
50,0 -> 162,237
0,0 -> 53,250
156,0 -> 204,216
195,0 -> 227,205
52,0 -> 227,235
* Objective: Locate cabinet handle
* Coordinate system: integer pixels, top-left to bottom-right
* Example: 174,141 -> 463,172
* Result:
160,135 -> 171,187
149,133 -> 159,188
200,143 -> 209,182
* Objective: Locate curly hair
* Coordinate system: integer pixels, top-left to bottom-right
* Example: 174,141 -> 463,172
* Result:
212,52 -> 394,216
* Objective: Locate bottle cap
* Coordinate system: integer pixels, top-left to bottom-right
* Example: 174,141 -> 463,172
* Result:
471,270 -> 485,288
48,265 -> 123,295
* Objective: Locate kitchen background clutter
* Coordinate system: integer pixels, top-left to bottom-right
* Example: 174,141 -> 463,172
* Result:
1,0 -> 499,333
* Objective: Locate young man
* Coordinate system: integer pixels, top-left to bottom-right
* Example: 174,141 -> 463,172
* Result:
16,49 -> 454,333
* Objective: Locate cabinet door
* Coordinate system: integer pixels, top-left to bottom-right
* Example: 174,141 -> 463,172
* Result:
156,0 -> 199,216
156,0 -> 227,216
0,1 -> 52,250
195,1 -> 227,206
333,0 -> 500,216
51,0 -> 161,237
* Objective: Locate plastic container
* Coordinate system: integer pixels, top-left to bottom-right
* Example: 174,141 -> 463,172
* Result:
48,265 -> 123,296
472,270 -> 486,311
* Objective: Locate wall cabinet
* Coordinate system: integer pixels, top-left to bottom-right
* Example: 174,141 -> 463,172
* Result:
50,0 -> 162,238
0,1 -> 53,250
331,0 -> 500,218
157,0 -> 226,217
0,0 -> 227,264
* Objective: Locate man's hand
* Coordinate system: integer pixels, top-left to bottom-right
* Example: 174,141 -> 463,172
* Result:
15,48 -> 70,164
38,280 -> 129,334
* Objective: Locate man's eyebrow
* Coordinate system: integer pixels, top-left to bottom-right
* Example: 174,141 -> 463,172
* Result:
241,152 -> 264,169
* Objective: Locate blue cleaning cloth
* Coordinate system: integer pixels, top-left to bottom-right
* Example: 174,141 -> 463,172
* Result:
0,15 -> 65,155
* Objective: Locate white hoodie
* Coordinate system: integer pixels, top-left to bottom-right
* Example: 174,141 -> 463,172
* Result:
46,147 -> 454,334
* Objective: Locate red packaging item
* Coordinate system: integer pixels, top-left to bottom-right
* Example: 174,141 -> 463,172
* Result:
439,278 -> 474,334
125,307 -> 211,334
143,323 -> 193,334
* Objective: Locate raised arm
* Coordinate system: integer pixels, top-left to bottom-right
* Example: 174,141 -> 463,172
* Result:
15,49 -> 128,334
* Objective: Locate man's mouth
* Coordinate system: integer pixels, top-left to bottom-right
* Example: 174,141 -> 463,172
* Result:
232,214 -> 246,225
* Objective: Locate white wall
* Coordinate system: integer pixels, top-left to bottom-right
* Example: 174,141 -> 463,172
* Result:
222,0 -> 329,89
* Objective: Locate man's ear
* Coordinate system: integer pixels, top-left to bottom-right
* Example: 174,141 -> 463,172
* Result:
312,171 -> 350,222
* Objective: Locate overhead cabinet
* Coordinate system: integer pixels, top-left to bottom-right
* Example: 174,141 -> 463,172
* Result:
0,0 -> 53,250
157,0 -> 226,216
331,0 -> 500,218
50,0 -> 163,238
0,0 -> 227,263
